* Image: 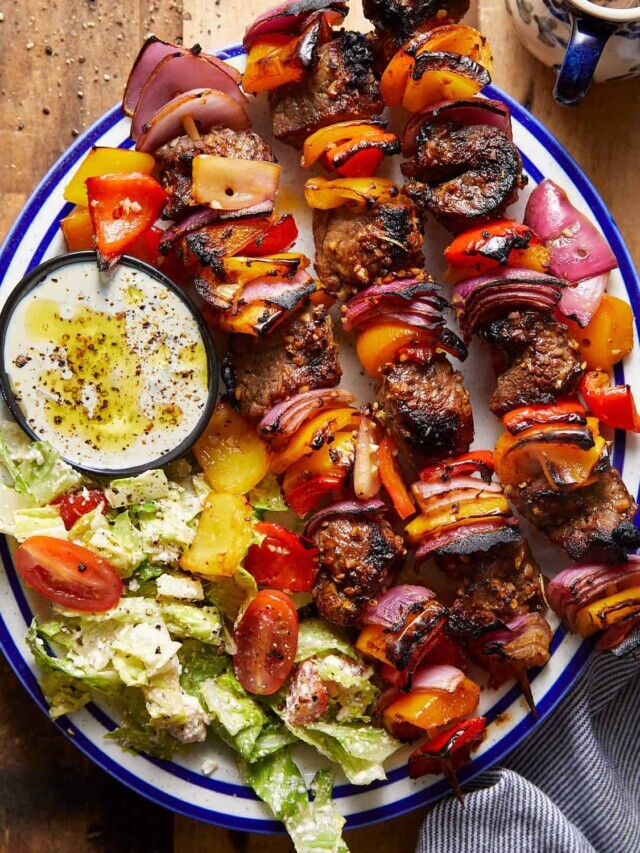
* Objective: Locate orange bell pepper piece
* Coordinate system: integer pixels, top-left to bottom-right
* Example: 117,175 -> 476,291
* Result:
382,677 -> 480,735
405,495 -> 511,545
356,320 -> 436,379
564,293 -> 634,371
60,207 -> 94,252
378,437 -> 416,520
303,176 -> 399,210
270,408 -> 360,475
575,586 -> 640,637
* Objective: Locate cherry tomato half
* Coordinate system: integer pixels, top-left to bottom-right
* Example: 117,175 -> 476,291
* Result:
233,590 -> 299,695
51,489 -> 107,530
15,536 -> 123,612
244,522 -> 319,592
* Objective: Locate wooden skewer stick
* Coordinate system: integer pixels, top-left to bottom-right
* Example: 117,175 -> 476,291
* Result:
515,666 -> 538,720
439,758 -> 465,807
182,114 -> 201,141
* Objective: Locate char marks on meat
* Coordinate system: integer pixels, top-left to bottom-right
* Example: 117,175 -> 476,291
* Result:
313,197 -> 424,299
510,467 -> 640,562
221,304 -> 341,419
154,127 -> 276,220
312,513 -> 405,628
378,356 -> 473,466
269,31 -> 384,148
479,310 -> 583,417
402,123 -> 525,232
440,538 -> 545,638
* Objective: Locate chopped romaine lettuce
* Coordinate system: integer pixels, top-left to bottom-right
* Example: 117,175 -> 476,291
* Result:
283,718 -> 402,786
315,654 -> 376,721
105,470 -> 170,508
296,619 -> 359,663
12,505 -> 68,541
106,688 -> 181,760
0,483 -> 36,536
11,439 -> 82,503
179,639 -> 228,697
27,619 -> 121,696
40,670 -> 92,720
156,573 -> 204,601
70,508 -> 144,577
200,671 -> 267,736
161,602 -> 222,645
244,750 -> 349,853
248,472 -> 288,514
205,566 -> 257,624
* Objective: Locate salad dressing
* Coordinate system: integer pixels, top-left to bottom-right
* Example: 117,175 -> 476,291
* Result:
3,259 -> 210,472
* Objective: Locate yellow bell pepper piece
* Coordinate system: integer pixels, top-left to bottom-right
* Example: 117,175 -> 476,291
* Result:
574,585 -> 640,637
382,677 -> 480,734
60,207 -> 94,251
270,407 -> 360,475
282,429 -> 355,494
194,399 -> 270,495
63,146 -> 155,207
405,495 -> 511,545
180,492 -> 253,578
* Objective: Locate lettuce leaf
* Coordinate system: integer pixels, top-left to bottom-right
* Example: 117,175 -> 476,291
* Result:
296,619 -> 359,663
206,566 -> 257,624
244,750 -> 349,852
12,505 -> 67,541
248,472 -> 288,514
200,671 -> 267,736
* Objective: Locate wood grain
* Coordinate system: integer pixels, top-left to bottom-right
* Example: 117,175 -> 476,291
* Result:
0,0 -> 639,850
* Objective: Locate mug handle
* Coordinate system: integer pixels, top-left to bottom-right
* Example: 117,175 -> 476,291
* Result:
554,13 -> 617,106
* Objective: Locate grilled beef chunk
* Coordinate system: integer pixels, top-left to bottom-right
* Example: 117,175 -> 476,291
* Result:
479,310 -> 583,417
440,538 -> 545,637
509,468 -> 640,562
378,356 -> 473,466
402,123 -> 525,232
221,304 -> 341,419
313,197 -> 424,299
312,513 -> 405,628
269,31 -> 384,148
154,127 -> 276,220
363,0 -> 470,67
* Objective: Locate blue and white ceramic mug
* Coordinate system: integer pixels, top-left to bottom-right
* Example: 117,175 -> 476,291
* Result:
505,0 -> 640,104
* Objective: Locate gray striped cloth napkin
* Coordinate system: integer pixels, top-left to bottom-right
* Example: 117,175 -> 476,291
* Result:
416,642 -> 640,853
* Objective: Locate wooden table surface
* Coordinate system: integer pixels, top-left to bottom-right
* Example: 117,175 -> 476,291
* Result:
1,1 -> 639,850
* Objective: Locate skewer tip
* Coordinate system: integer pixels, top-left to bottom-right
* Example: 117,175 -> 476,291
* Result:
515,667 -> 538,719
440,758 -> 465,807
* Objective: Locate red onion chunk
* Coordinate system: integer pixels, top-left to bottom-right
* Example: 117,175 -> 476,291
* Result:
452,267 -> 564,341
361,585 -> 436,629
595,616 -> 640,652
258,388 -> 355,440
304,499 -> 387,538
558,272 -> 608,328
131,53 -> 246,141
524,179 -> 617,292
413,475 -> 502,503
547,555 -> 640,632
123,38 -> 241,116
135,89 -> 250,153
159,202 -> 275,250
343,278 -> 447,332
243,0 -> 348,50
354,414 -> 382,500
239,269 -> 316,309
478,612 -> 553,666
402,97 -> 512,157
415,518 -> 520,562
410,664 -> 466,693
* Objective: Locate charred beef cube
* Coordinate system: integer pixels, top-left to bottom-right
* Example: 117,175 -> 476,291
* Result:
378,356 -> 474,466
479,310 -> 583,417
363,0 -> 471,68
510,467 -> 640,562
402,123 -> 525,232
440,538 -> 545,636
154,127 -> 276,220
312,512 -> 405,628
221,304 -> 341,420
313,197 -> 424,299
269,31 -> 384,148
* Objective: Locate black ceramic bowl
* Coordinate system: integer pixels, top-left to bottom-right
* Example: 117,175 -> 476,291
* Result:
0,251 -> 218,477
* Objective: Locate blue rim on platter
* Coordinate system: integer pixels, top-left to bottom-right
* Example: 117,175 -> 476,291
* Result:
0,41 -> 638,834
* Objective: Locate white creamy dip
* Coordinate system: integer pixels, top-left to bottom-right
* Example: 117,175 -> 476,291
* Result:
3,259 -> 210,472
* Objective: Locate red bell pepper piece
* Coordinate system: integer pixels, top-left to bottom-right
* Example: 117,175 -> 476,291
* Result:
332,147 -> 385,178
285,473 -> 344,517
420,451 -> 495,483
502,397 -> 587,435
581,370 -> 640,433
378,437 -> 416,520
86,172 -> 166,270
408,716 -> 488,779
243,214 -> 298,256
